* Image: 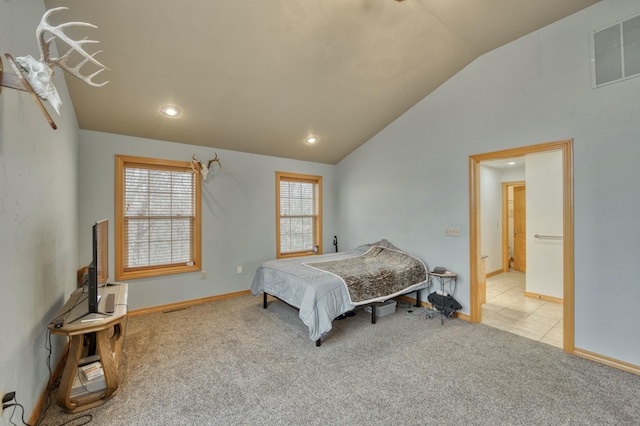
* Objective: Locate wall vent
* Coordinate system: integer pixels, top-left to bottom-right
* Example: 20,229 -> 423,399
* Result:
591,13 -> 640,87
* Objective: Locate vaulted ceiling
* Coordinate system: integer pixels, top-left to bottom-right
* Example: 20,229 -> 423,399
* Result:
42,0 -> 599,164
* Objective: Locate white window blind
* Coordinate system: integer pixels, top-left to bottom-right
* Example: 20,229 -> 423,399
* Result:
276,173 -> 322,257
116,155 -> 201,280
124,167 -> 196,267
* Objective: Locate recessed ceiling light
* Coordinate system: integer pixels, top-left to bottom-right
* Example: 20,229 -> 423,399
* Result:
507,161 -> 516,165
305,136 -> 318,144
160,105 -> 181,117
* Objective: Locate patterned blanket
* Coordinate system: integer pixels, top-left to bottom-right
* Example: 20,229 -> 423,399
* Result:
303,246 -> 427,304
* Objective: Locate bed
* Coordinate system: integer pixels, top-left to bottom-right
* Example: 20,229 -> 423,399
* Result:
250,240 -> 429,346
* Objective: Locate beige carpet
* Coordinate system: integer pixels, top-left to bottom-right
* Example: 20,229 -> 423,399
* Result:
38,295 -> 640,425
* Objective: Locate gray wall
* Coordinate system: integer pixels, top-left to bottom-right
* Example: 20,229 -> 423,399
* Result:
78,131 -> 338,310
337,0 -> 640,366
0,1 -> 80,421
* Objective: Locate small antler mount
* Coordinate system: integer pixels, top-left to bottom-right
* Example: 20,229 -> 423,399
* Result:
191,153 -> 222,181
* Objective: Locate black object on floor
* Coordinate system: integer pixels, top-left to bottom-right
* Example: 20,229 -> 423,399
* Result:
335,311 -> 356,320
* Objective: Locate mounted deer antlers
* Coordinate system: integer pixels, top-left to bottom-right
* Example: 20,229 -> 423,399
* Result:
191,154 -> 222,181
13,7 -> 108,115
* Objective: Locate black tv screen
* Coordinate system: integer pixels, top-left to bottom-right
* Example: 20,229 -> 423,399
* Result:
88,220 -> 108,313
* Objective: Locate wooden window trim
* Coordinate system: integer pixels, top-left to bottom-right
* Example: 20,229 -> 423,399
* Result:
276,172 -> 322,259
115,155 -> 201,280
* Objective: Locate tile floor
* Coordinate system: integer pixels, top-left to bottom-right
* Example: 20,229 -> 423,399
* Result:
481,271 -> 563,348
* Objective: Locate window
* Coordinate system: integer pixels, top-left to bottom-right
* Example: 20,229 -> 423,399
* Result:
115,155 -> 201,280
276,172 -> 322,258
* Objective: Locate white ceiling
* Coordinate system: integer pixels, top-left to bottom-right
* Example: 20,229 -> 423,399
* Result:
482,157 -> 525,171
41,0 -> 599,164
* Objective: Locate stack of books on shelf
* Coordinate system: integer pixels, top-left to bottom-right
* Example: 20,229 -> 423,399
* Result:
80,362 -> 104,380
71,358 -> 106,398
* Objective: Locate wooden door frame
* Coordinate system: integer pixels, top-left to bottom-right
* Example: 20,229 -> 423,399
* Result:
469,139 -> 574,353
502,181 -> 525,272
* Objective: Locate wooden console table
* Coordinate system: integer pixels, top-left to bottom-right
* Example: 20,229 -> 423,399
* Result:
48,283 -> 128,413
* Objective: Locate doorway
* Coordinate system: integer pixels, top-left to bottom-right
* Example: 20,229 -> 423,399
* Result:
469,140 -> 574,353
501,181 -> 527,273
512,185 -> 526,272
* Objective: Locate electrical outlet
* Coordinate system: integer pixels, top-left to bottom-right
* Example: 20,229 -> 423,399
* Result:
201,271 -> 207,279
445,227 -> 461,237
236,265 -> 243,274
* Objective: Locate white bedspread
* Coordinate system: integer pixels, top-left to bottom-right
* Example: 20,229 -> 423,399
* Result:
250,245 -> 428,341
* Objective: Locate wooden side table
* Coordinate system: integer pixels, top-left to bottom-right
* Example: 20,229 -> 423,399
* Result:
49,283 -> 128,413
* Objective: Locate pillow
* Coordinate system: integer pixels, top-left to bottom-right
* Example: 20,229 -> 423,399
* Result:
362,238 -> 402,251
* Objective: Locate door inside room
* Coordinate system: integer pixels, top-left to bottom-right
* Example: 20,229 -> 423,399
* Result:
505,184 -> 527,272
512,184 -> 526,272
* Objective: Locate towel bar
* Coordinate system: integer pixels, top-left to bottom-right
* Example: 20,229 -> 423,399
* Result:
534,234 -> 563,240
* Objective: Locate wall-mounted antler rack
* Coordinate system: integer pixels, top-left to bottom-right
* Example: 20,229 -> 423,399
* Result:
0,54 -> 57,129
0,7 -> 108,131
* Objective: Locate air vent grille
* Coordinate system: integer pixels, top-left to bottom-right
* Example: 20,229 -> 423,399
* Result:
592,13 -> 640,87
